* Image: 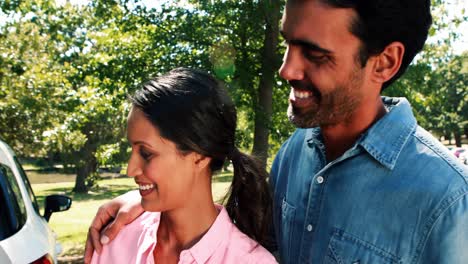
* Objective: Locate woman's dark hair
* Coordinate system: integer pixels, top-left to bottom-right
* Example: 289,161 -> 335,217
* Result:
130,67 -> 273,248
294,0 -> 432,90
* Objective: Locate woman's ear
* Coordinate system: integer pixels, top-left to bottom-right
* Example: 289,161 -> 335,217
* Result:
369,41 -> 405,84
192,153 -> 211,171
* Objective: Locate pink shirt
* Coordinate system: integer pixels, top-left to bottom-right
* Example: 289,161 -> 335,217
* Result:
91,205 -> 277,264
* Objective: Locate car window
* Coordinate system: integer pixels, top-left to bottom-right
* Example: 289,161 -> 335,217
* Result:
14,157 -> 40,214
0,164 -> 27,240
0,169 -> 13,240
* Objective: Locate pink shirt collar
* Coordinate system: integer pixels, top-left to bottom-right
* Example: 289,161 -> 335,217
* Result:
180,204 -> 232,263
92,203 -> 277,264
139,204 -> 235,264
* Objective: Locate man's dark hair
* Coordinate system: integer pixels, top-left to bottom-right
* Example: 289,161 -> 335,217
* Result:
319,0 -> 432,89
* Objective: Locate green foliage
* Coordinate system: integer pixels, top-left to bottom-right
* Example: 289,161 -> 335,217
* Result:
383,1 -> 467,146
96,142 -> 127,167
1,0 -> 467,192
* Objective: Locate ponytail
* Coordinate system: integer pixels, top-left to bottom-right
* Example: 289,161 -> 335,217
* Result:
223,148 -> 273,249
132,68 -> 273,248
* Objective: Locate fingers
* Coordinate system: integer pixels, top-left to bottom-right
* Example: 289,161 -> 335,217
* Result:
100,215 -> 126,244
84,232 -> 93,264
84,221 -> 108,263
83,190 -> 142,262
84,204 -> 116,261
84,224 -> 104,263
90,225 -> 103,253
100,201 -> 144,243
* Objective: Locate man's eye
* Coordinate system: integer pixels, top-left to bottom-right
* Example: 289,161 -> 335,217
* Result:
304,52 -> 327,63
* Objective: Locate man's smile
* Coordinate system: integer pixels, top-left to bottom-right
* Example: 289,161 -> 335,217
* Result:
289,88 -> 318,109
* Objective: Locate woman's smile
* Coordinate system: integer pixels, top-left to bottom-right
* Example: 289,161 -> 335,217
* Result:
137,182 -> 156,197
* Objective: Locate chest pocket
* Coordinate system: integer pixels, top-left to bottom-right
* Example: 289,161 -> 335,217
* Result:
278,198 -> 296,262
323,229 -> 401,264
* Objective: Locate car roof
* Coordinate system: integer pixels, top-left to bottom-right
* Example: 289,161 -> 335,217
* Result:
0,140 -> 16,169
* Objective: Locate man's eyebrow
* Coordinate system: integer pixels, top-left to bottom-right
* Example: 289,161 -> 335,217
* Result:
280,30 -> 332,54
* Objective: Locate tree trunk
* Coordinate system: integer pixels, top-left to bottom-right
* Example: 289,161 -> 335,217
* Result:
454,130 -> 462,147
74,165 -> 89,193
73,148 -> 97,193
444,131 -> 452,145
252,0 -> 281,169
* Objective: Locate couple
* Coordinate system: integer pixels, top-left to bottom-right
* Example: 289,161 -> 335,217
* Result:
86,0 -> 468,263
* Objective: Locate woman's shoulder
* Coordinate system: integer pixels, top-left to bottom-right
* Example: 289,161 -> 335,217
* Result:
90,211 -> 160,264
113,211 -> 160,236
228,224 -> 278,263
216,206 -> 277,263
137,211 -> 161,227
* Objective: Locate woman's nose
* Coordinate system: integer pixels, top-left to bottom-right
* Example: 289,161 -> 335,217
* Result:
126,153 -> 142,178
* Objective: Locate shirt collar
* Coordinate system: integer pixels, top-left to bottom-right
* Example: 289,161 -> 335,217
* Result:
186,204 -> 232,263
358,97 -> 417,170
304,97 -> 417,170
305,127 -> 323,147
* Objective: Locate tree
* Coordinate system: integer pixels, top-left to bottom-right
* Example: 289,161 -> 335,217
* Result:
251,0 -> 281,167
0,0 -> 66,156
1,0 -> 129,192
425,54 -> 467,146
384,0 -> 467,146
1,0 -> 465,193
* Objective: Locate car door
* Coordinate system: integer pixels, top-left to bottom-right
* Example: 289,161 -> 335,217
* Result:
0,164 -> 27,241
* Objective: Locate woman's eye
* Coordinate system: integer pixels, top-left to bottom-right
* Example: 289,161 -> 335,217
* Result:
139,149 -> 152,160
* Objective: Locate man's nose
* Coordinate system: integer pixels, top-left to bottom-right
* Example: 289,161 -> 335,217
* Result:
278,47 -> 305,81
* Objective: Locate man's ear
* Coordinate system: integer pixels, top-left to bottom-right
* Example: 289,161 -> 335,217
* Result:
370,42 -> 405,84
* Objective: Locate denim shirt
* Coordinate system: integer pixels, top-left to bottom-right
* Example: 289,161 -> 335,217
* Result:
270,97 -> 468,264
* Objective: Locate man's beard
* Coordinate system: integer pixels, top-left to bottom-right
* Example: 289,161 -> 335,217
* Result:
287,69 -> 365,128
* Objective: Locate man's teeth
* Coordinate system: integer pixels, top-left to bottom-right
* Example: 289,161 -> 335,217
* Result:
139,184 -> 154,191
294,90 -> 311,99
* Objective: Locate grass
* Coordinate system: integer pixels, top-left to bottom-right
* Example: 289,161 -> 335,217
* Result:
31,172 -> 233,259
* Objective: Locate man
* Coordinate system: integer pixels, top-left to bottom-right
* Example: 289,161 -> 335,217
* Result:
270,1 -> 467,263
85,0 -> 468,263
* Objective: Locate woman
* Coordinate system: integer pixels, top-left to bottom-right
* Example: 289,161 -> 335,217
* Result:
91,68 -> 276,263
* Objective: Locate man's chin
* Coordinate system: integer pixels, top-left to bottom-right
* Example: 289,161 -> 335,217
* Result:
287,106 -> 318,128
288,116 -> 317,128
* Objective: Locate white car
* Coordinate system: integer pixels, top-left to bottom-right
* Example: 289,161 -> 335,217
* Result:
0,139 -> 71,264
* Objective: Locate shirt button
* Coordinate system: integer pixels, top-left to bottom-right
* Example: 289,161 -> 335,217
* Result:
316,176 -> 324,184
307,224 -> 313,232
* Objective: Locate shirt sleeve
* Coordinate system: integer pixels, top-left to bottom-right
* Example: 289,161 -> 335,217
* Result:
267,153 -> 282,254
269,138 -> 287,191
418,190 -> 468,264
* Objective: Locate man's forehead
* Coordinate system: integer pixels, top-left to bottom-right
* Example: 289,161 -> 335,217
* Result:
285,0 -> 336,9
280,0 -> 364,58
280,1 -> 356,35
